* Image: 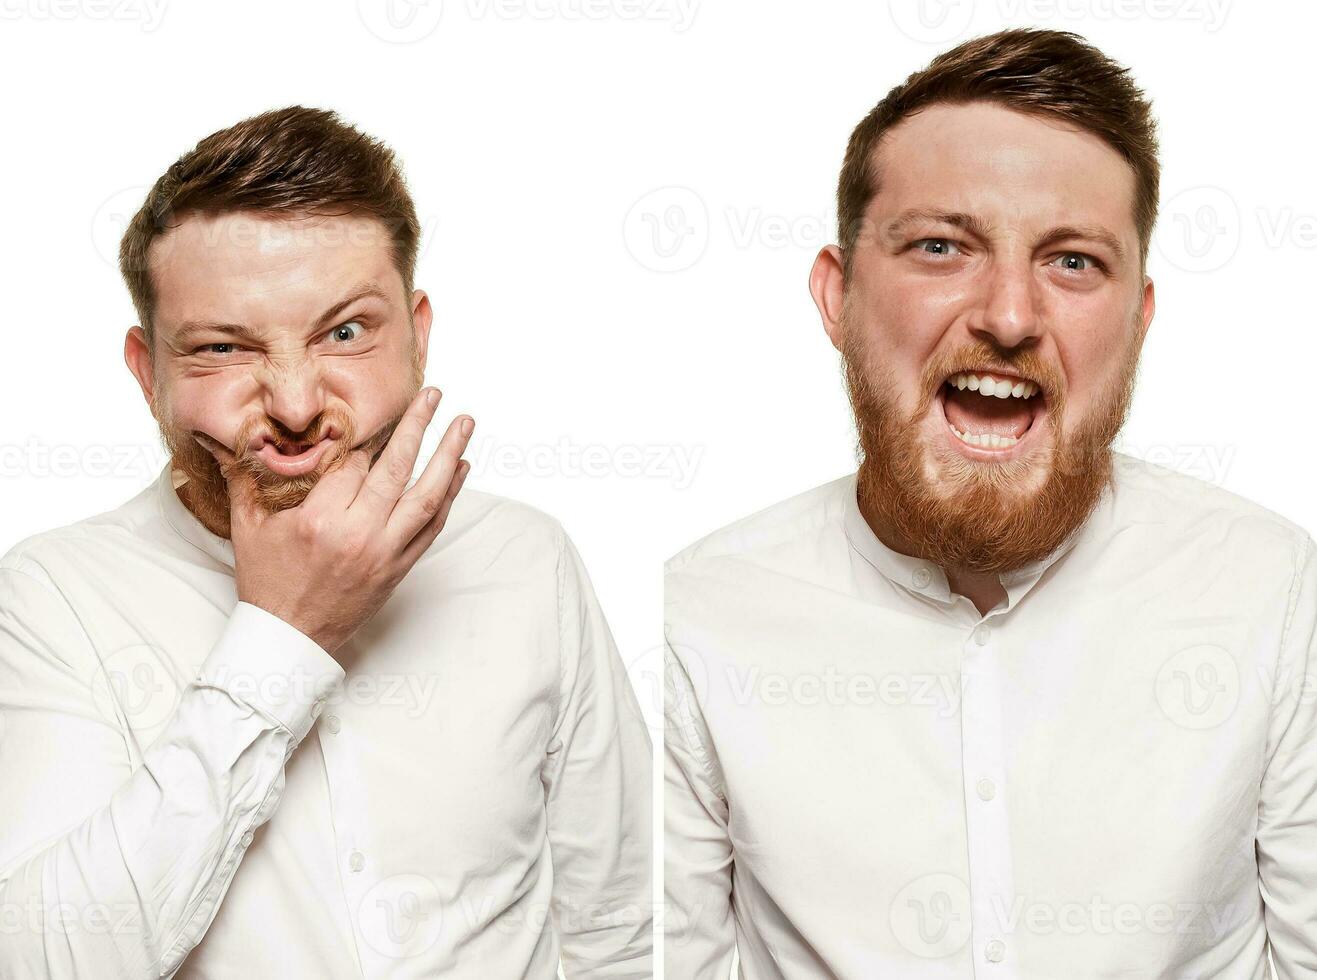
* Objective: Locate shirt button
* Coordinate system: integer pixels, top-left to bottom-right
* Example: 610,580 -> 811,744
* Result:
985,939 -> 1006,963
348,850 -> 365,873
912,566 -> 932,588
974,626 -> 991,646
325,714 -> 341,735
240,831 -> 254,848
976,777 -> 996,801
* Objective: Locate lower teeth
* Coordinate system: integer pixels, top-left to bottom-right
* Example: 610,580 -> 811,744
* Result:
950,425 -> 1018,449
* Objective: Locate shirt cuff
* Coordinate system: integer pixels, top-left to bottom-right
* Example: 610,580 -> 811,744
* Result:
195,601 -> 345,742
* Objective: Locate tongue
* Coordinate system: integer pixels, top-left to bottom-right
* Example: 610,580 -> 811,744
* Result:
943,385 -> 1034,438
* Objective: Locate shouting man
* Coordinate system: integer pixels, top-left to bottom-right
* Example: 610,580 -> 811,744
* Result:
0,106 -> 651,978
664,28 -> 1315,978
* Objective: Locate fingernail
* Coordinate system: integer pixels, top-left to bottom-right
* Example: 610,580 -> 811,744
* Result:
461,417 -> 474,437
427,388 -> 440,408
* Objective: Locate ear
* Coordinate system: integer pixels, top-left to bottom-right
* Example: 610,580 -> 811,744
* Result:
410,289 -> 433,375
809,244 -> 847,351
124,326 -> 158,413
1138,273 -> 1156,348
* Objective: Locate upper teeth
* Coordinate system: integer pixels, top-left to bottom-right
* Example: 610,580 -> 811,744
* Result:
946,373 -> 1040,399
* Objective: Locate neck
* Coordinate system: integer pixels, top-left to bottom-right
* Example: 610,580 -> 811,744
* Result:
856,485 -> 1006,616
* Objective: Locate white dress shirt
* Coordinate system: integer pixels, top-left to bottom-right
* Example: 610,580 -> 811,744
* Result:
0,463 -> 652,979
664,451 -> 1316,979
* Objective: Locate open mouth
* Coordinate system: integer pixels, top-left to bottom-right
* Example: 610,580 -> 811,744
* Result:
255,435 -> 335,477
936,369 -> 1048,458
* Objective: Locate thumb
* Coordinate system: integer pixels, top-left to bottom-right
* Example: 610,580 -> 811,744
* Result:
191,432 -> 261,532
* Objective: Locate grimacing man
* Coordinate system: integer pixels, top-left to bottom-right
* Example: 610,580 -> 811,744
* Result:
664,28 -> 1316,978
0,106 -> 651,978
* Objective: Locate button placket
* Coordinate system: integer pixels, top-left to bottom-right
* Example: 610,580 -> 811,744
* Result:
960,623 -> 1018,976
316,699 -> 375,954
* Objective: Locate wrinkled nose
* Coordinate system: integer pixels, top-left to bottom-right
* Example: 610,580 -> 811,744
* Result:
259,363 -> 326,439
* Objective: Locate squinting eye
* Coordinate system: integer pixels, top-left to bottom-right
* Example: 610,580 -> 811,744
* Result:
328,321 -> 364,344
197,343 -> 238,355
912,238 -> 961,258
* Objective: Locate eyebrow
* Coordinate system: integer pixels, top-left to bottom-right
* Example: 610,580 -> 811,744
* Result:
172,282 -> 394,347
883,208 -> 1126,263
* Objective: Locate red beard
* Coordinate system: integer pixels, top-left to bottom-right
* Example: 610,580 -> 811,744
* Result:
840,322 -> 1141,575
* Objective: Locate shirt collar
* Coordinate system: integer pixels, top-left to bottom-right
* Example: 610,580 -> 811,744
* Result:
155,463 -> 236,569
841,469 -> 1107,611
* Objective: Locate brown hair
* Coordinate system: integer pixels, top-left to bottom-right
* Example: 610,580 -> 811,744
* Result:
118,105 -> 420,346
836,27 -> 1159,276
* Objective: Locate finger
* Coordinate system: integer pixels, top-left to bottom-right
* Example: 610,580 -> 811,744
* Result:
304,443 -> 373,511
192,430 -> 238,474
191,431 -> 262,532
385,414 -> 474,548
354,387 -> 443,515
398,457 -> 470,568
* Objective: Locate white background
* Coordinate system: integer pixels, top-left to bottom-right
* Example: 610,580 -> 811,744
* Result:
1,0 -> 1314,974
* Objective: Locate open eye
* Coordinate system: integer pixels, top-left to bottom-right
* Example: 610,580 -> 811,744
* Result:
327,321 -> 364,344
1051,252 -> 1102,274
195,343 -> 241,355
911,238 -> 962,258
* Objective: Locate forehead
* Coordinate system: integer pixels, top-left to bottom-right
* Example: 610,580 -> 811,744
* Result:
149,211 -> 402,330
869,101 -> 1137,241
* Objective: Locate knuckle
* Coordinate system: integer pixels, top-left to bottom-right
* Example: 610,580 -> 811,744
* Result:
297,512 -> 326,541
337,530 -> 369,559
417,491 -> 443,518
386,450 -> 415,484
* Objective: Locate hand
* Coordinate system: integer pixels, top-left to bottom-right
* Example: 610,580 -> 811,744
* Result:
197,387 -> 473,657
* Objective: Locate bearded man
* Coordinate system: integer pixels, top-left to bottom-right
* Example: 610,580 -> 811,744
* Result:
664,28 -> 1316,979
0,106 -> 651,979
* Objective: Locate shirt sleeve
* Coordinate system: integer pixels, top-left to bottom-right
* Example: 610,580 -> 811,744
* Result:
663,633 -> 736,980
0,564 -> 344,980
541,531 -> 653,979
1257,532 -> 1317,976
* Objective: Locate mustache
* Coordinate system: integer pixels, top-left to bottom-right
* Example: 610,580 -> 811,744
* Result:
233,406 -> 350,458
192,406 -> 406,475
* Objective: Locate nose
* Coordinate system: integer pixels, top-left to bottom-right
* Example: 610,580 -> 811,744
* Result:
970,255 -> 1044,351
257,359 -> 326,437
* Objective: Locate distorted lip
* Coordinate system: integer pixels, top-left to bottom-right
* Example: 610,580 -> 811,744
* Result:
246,422 -> 343,457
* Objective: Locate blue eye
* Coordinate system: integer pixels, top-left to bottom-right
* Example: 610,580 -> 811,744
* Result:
328,321 -> 364,343
912,238 -> 961,257
1052,252 -> 1100,273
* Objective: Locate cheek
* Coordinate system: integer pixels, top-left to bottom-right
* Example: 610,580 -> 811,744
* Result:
319,359 -> 411,437
863,293 -> 944,387
161,373 -> 253,444
865,273 -> 961,352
